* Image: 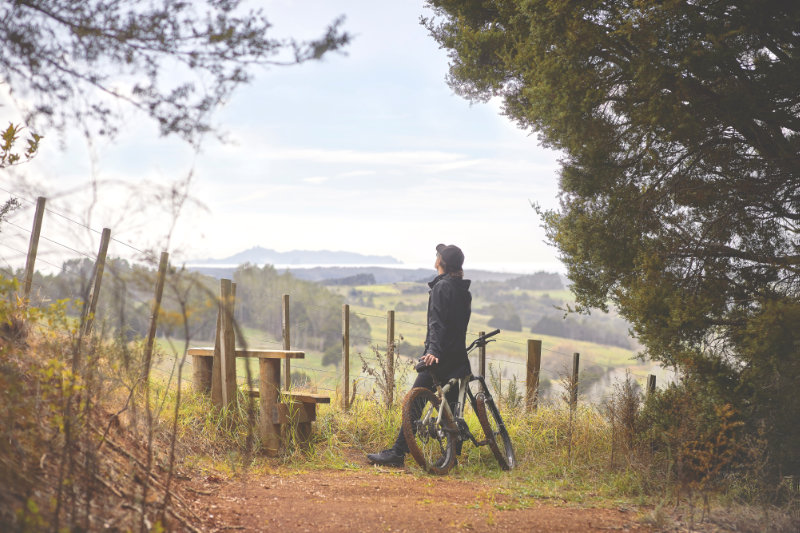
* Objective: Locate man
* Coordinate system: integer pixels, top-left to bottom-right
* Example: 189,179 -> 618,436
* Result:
366,243 -> 472,467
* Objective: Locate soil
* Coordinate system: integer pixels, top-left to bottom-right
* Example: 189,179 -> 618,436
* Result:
187,457 -> 652,533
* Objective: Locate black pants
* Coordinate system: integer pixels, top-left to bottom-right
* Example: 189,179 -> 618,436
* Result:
393,370 -> 461,454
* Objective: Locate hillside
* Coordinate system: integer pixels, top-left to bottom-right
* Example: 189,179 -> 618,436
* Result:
159,270 -> 659,404
25,256 -> 654,403
187,264 -> 534,284
192,247 -> 401,266
4,265 -> 794,533
320,279 -> 657,404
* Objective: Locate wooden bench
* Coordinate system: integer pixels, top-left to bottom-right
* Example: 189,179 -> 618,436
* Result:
249,390 -> 330,443
189,347 -> 329,454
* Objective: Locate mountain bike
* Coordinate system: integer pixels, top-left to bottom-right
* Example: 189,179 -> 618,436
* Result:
401,329 -> 516,474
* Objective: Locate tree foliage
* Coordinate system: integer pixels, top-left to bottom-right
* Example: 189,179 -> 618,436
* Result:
232,264 -> 370,352
532,314 -> 633,349
1,122 -> 40,168
485,302 -> 522,331
424,0 -> 800,476
24,260 -> 367,355
1,0 -> 350,142
470,276 -> 634,347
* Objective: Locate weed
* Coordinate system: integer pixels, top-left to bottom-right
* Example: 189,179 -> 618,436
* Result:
604,369 -> 643,470
358,342 -> 413,408
487,362 -> 523,410
557,363 -> 580,462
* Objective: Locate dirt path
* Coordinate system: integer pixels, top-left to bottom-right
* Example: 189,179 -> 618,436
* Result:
189,467 -> 651,532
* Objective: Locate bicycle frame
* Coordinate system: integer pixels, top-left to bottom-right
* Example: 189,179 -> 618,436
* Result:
426,373 -> 494,448
414,329 -> 503,447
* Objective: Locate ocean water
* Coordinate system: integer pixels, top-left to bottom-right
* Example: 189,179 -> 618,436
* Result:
185,261 -> 565,275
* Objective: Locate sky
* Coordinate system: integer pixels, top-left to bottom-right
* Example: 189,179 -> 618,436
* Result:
1,1 -> 566,275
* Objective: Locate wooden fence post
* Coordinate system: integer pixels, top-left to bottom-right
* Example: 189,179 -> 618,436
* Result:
342,304 -> 350,410
570,352 -> 580,409
210,293 -> 223,405
386,310 -> 395,406
647,374 -> 656,396
478,331 -> 486,378
21,196 -> 46,302
81,228 -> 110,337
142,252 -> 169,383
219,279 -> 237,408
526,339 -> 542,411
191,284 -> 233,397
282,294 -> 291,389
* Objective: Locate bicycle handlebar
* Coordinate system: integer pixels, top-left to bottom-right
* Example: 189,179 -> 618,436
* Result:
466,329 -> 500,353
485,328 -> 501,339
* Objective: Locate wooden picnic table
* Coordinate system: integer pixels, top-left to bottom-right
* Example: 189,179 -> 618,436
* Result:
188,347 -> 307,454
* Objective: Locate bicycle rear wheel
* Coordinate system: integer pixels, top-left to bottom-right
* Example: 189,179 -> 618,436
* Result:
402,387 -> 456,475
475,392 -> 516,470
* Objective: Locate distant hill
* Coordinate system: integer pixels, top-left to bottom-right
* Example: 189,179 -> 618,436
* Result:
187,265 -> 547,284
187,247 -> 565,285
322,273 -> 377,286
193,247 -> 401,266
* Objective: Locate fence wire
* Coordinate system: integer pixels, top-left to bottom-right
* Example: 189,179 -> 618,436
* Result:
3,187 -> 653,408
0,185 -> 146,255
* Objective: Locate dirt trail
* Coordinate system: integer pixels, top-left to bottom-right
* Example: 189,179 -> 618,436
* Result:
189,467 -> 650,532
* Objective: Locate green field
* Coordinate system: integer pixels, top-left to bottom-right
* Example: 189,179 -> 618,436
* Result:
348,283 -> 662,396
154,281 -> 665,403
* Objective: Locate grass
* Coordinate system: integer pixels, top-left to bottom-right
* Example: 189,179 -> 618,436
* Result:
169,375 -> 651,507
91,367 -> 800,532
347,282 -> 647,365
171,389 -> 794,532
5,275 -> 795,531
153,279 -> 661,404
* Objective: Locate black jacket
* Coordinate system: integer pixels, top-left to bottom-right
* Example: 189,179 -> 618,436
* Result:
424,273 -> 472,380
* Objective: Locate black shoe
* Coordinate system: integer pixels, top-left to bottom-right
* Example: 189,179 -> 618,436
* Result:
366,448 -> 405,467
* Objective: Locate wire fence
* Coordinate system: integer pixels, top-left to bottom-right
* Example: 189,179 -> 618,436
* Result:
0,185 -> 147,256
166,319 -> 646,408
0,201 -> 160,310
2,188 -> 659,409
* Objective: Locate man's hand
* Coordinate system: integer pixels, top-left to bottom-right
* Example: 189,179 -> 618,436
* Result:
421,353 -> 439,366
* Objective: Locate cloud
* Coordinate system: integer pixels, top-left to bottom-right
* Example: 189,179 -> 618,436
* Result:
338,170 -> 377,178
302,176 -> 329,184
422,158 -> 487,173
262,147 -> 469,166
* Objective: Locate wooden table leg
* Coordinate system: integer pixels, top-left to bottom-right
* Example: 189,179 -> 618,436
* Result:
192,355 -> 213,393
297,423 -> 311,443
259,358 -> 281,455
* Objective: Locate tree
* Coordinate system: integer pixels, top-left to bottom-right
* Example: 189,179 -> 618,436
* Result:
485,302 -> 522,331
232,264 -> 371,352
424,0 -> 800,476
1,0 -> 350,143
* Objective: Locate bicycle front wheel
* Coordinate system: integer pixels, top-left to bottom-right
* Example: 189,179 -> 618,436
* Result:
475,392 -> 516,470
402,387 -> 456,475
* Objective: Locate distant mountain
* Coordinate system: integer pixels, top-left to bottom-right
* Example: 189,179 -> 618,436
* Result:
192,247 -> 401,266
187,265 -> 532,284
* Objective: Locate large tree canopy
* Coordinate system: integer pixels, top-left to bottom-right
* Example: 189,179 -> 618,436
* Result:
1,0 -> 349,142
424,0 -> 800,475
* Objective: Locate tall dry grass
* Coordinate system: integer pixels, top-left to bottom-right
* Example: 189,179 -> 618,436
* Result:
0,276 -> 207,532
